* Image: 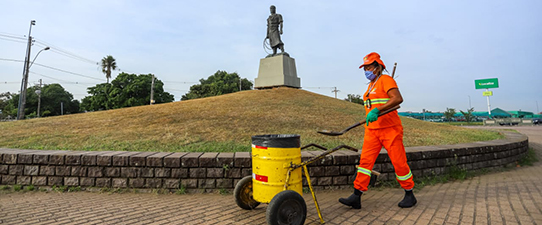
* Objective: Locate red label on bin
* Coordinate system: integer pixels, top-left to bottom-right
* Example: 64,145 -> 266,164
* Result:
255,174 -> 268,182
253,144 -> 268,150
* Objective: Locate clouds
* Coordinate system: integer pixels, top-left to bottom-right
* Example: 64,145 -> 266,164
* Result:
0,0 -> 540,113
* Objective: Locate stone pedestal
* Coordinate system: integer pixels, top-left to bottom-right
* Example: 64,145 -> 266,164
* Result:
255,54 -> 301,89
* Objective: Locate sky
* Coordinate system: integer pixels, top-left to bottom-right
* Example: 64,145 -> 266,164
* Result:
1,0 -> 541,113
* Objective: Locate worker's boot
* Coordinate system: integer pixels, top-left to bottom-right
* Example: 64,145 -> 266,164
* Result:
398,189 -> 417,208
339,189 -> 362,209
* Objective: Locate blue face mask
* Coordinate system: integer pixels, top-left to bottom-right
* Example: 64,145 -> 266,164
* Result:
365,70 -> 376,81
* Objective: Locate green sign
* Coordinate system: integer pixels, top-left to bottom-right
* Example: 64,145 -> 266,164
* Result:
475,78 -> 499,89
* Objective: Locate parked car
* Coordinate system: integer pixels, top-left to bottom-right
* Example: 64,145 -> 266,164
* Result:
533,118 -> 541,125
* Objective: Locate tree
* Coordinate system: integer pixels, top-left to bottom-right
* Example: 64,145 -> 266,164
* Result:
81,73 -> 174,111
443,108 -> 456,122
460,107 -> 475,123
181,70 -> 253,100
0,92 -> 16,119
0,84 -> 79,118
345,94 -> 364,105
101,55 -> 117,83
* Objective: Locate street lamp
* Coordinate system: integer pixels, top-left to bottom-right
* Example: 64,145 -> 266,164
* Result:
16,28 -> 50,120
29,47 -> 50,68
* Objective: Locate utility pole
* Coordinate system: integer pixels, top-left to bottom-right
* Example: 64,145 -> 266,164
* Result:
150,74 -> 155,105
332,87 -> 340,99
61,102 -> 64,115
17,20 -> 36,120
37,79 -> 42,118
239,78 -> 242,91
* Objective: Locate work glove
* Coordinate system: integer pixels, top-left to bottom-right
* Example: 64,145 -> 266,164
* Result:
366,108 -> 380,125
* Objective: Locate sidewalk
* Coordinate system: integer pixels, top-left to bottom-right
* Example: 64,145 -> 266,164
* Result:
1,126 -> 541,225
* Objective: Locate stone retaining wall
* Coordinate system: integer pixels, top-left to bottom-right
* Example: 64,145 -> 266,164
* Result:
0,132 -> 528,191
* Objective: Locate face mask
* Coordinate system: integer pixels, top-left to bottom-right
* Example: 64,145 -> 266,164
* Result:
365,70 -> 376,81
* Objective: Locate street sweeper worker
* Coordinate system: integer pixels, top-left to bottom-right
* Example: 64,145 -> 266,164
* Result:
339,52 -> 417,209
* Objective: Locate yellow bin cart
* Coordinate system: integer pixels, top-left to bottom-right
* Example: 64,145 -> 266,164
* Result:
234,134 -> 367,225
251,134 -> 303,203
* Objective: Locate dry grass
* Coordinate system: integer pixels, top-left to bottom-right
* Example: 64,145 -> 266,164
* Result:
0,88 -> 502,152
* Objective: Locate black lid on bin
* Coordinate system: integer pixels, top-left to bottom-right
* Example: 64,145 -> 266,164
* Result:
251,134 -> 300,148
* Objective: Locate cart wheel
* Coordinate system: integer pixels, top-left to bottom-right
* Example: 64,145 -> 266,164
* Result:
234,176 -> 260,210
266,190 -> 306,225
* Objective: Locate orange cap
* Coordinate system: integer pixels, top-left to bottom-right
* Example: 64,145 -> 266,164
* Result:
359,52 -> 386,69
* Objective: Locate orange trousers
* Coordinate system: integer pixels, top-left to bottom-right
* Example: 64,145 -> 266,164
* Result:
354,125 -> 414,192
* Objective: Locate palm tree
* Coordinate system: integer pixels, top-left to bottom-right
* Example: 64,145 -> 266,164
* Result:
101,55 -> 117,83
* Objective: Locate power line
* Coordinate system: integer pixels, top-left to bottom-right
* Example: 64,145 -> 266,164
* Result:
0,58 -> 105,81
34,40 -> 99,65
0,33 -> 26,40
0,36 -> 27,44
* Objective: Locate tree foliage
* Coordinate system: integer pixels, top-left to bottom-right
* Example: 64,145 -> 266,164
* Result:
0,84 -> 80,119
81,73 -> 174,111
181,70 -> 253,100
101,55 -> 117,83
460,107 -> 475,122
443,108 -> 456,122
345,94 -> 364,105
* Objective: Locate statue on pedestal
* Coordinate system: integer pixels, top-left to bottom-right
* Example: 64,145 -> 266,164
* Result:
266,5 -> 288,57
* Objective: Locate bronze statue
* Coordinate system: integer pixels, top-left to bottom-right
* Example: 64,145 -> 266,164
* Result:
266,5 -> 286,56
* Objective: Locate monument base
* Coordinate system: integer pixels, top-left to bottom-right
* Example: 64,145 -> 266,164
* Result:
255,54 -> 301,89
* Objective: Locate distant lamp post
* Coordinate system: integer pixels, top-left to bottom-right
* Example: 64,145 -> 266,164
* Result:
35,89 -> 41,117
16,44 -> 50,120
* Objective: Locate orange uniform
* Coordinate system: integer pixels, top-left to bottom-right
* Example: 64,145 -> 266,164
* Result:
354,74 -> 414,192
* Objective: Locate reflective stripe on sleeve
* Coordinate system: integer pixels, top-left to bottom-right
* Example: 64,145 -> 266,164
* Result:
364,98 -> 389,106
396,171 -> 413,181
357,167 -> 372,177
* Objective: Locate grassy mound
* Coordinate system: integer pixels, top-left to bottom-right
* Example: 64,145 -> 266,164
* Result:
0,88 -> 502,152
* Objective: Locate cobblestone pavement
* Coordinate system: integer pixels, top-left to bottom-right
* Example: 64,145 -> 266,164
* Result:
1,126 -> 541,225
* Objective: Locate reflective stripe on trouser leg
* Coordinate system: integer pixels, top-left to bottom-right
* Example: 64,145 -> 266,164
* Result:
357,167 -> 372,177
396,171 -> 412,181
382,125 -> 415,190
353,129 -> 382,192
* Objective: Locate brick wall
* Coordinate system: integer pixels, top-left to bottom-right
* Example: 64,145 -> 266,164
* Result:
0,132 -> 528,191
